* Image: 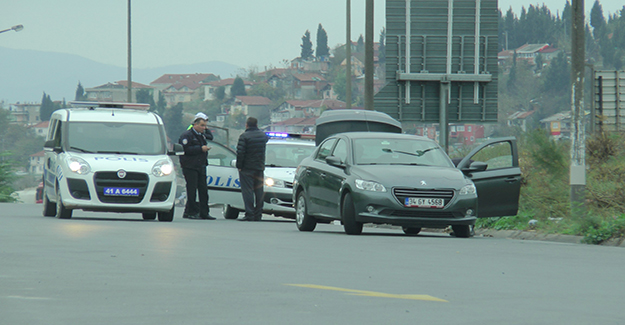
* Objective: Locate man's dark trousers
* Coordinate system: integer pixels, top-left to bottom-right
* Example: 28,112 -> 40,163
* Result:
239,169 -> 264,220
182,167 -> 209,218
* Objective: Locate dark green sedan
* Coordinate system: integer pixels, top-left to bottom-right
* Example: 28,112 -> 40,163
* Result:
292,132 -> 521,237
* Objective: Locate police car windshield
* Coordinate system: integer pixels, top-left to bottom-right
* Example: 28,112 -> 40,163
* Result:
67,122 -> 166,155
266,143 -> 315,168
353,138 -> 453,167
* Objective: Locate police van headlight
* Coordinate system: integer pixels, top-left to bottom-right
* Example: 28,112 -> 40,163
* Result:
67,157 -> 91,175
265,177 -> 286,188
152,159 -> 174,177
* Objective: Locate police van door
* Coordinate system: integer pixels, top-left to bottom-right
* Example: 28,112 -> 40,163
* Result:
205,140 -> 243,211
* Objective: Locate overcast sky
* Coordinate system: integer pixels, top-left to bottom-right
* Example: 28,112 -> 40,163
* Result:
2,0 -> 623,70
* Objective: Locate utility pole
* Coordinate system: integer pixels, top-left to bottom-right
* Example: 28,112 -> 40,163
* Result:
127,0 -> 133,103
364,0 -> 374,110
570,0 -> 586,216
346,0 -> 352,109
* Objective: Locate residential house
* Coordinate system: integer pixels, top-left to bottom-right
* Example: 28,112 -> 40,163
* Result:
30,120 -> 50,138
150,73 -> 219,106
150,73 -> 219,92
202,78 -> 254,101
7,102 -> 41,125
292,73 -> 328,99
271,99 -> 346,124
507,110 -> 536,132
413,125 -> 439,141
85,81 -> 154,103
498,44 -> 561,68
29,150 -> 45,175
269,117 -> 317,134
228,96 -> 272,120
449,124 -> 485,145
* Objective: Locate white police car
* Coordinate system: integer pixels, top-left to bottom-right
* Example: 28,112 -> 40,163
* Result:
206,132 -> 316,219
42,101 -> 184,221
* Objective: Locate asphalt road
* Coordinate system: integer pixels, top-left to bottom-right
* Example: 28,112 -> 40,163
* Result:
1,203 -> 624,325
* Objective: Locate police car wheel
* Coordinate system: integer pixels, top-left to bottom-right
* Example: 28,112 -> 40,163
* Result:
158,207 -> 174,222
295,193 -> 316,232
43,187 -> 56,217
55,193 -> 72,219
142,212 -> 157,220
223,205 -> 240,219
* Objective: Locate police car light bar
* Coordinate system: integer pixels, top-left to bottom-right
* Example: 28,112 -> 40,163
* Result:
266,132 -> 316,140
68,101 -> 151,110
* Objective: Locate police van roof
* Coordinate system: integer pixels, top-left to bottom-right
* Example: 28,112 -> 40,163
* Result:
54,105 -> 161,124
69,101 -> 151,110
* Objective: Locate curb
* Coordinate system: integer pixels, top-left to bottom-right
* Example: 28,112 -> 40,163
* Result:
476,229 -> 625,247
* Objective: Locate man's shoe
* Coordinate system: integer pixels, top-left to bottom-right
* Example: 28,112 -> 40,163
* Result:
200,215 -> 216,220
186,213 -> 202,220
238,217 -> 253,221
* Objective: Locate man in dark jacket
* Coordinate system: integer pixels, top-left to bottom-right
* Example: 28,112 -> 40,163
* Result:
178,113 -> 215,220
236,117 -> 268,221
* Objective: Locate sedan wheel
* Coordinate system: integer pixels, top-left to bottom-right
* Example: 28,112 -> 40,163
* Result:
341,193 -> 362,235
452,225 -> 472,238
402,227 -> 422,235
223,204 -> 240,219
295,193 -> 316,231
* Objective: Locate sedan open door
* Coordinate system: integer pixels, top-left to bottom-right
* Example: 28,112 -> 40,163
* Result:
455,137 -> 521,218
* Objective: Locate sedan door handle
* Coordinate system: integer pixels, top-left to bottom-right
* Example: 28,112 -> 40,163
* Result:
505,177 -> 518,183
320,173 -> 326,178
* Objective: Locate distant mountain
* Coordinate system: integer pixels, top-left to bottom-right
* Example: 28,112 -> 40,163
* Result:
0,46 -> 241,104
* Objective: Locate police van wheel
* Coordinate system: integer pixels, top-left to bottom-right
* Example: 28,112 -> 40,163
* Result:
158,207 -> 174,222
43,187 -> 56,217
55,187 -> 72,219
223,205 -> 240,219
142,212 -> 157,220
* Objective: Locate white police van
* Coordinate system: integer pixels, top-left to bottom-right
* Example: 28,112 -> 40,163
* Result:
206,132 -> 316,219
42,101 -> 184,221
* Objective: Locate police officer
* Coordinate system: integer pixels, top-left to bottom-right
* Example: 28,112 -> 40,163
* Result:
178,112 -> 215,220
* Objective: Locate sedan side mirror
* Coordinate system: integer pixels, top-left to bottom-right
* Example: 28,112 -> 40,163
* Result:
169,143 -> 185,156
465,161 -> 488,172
326,156 -> 345,168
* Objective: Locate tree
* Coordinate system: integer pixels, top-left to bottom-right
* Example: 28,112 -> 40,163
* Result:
230,77 -> 247,98
378,28 -> 386,65
356,35 -> 365,53
74,82 -> 87,101
163,103 -> 185,141
136,89 -> 156,109
215,86 -> 226,101
248,83 -> 285,101
590,0 -> 605,39
39,93 -> 57,122
0,152 -> 16,202
300,30 -> 314,60
316,24 -> 330,59
156,92 -> 167,117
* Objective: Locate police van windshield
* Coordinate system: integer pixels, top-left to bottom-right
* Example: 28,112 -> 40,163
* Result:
266,143 -> 315,168
67,122 -> 166,155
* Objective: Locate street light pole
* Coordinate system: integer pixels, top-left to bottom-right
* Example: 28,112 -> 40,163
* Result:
364,0 -> 374,110
346,0 -> 352,109
570,0 -> 586,216
0,24 -> 24,34
127,0 -> 133,103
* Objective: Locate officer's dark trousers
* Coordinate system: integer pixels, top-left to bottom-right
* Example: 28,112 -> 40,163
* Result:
182,167 -> 209,218
239,169 -> 264,220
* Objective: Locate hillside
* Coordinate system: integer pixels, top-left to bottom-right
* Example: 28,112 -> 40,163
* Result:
0,46 -> 241,104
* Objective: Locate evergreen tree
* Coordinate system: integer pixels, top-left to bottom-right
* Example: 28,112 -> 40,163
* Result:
356,35 -> 365,53
590,0 -> 605,39
136,89 -> 156,110
75,82 -> 86,101
316,24 -> 330,59
541,52 -> 570,94
230,77 -> 247,98
300,30 -> 314,60
156,93 -> 167,117
215,86 -> 226,101
39,93 -> 55,122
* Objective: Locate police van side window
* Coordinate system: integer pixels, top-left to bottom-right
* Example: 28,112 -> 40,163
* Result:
47,119 -> 57,141
51,120 -> 62,147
